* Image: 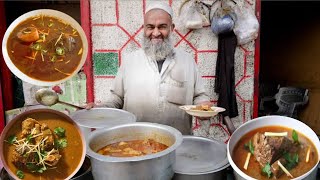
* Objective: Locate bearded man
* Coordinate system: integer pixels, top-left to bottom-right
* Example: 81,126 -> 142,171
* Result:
88,2 -> 210,135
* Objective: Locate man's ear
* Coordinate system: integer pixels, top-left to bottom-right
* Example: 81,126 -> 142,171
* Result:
171,23 -> 175,31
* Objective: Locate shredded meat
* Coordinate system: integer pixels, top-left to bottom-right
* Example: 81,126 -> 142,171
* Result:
252,132 -> 293,166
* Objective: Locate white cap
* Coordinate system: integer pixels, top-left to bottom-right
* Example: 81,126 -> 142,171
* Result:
145,2 -> 173,17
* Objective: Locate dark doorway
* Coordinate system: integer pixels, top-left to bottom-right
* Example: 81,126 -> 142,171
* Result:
260,1 -> 320,135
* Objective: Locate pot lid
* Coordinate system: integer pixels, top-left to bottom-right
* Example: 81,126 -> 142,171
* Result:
70,108 -> 136,128
173,135 -> 229,174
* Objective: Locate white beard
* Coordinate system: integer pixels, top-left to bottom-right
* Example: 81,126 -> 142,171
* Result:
142,34 -> 174,62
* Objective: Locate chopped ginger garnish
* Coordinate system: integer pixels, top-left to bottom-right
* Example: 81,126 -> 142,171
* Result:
54,68 -> 71,76
278,160 -> 293,178
55,33 -> 63,46
306,146 -> 311,163
243,152 -> 251,170
78,48 -> 83,55
264,132 -> 288,137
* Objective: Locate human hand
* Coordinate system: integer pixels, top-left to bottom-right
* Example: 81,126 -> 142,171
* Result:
85,102 -> 96,110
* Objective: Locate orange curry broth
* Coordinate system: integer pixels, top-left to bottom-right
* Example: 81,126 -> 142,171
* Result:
97,139 -> 169,157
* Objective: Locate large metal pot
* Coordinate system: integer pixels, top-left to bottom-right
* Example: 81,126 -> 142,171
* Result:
227,115 -> 320,180
86,122 -> 183,180
172,136 -> 229,180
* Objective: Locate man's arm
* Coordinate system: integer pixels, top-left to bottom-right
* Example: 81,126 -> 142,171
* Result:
104,63 -> 125,109
192,61 -> 210,105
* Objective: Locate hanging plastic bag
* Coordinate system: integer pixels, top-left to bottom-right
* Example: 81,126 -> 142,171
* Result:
178,0 -> 210,30
211,9 -> 236,35
233,3 -> 259,45
210,0 -> 236,35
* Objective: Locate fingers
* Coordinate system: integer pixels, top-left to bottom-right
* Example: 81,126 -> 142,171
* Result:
85,102 -> 96,110
198,101 -> 214,107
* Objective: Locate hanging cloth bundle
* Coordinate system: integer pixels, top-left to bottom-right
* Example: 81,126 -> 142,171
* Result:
214,31 -> 238,118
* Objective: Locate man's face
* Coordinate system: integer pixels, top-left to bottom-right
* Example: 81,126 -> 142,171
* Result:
144,9 -> 174,45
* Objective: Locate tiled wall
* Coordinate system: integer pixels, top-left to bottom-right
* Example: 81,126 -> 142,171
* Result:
90,0 -> 257,142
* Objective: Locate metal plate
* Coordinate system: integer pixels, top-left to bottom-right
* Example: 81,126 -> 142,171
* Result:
70,108 -> 136,128
173,136 -> 229,174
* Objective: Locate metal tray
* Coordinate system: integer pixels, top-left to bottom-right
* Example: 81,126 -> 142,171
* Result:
71,107 -> 136,128
173,135 -> 229,174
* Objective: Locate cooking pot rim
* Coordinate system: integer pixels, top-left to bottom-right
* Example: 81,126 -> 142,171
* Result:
174,163 -> 230,175
86,122 -> 183,162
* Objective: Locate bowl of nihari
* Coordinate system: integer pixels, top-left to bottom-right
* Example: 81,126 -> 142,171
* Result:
227,115 -> 320,180
2,9 -> 88,86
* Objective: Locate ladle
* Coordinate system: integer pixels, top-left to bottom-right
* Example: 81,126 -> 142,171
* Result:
35,88 -> 84,109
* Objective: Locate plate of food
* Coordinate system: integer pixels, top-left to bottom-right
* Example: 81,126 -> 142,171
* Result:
179,105 -> 225,117
2,9 -> 88,86
0,109 -> 86,180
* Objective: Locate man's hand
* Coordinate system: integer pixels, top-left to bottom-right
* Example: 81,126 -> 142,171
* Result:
85,102 -> 96,110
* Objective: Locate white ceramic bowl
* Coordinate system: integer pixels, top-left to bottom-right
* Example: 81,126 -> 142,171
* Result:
179,105 -> 225,117
2,9 -> 88,86
227,115 -> 320,180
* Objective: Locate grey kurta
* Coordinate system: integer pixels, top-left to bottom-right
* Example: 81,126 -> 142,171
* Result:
105,48 -> 209,134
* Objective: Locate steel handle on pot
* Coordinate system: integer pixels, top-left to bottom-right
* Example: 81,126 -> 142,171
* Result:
223,116 -> 236,134
59,101 -> 85,109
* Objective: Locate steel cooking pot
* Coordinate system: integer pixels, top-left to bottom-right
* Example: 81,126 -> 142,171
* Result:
173,136 -> 229,180
227,115 -> 320,180
86,122 -> 183,180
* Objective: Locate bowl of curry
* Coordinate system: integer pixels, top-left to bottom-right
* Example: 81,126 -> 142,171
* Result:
227,115 -> 320,180
0,109 -> 86,180
2,9 -> 88,86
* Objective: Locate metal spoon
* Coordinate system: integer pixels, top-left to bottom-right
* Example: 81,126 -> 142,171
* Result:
35,88 -> 84,109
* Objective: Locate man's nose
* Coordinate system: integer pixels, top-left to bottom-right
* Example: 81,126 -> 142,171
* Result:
152,28 -> 161,37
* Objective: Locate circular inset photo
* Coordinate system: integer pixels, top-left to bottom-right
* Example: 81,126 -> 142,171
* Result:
2,9 -> 88,86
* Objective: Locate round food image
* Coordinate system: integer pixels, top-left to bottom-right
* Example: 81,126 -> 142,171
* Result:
232,126 -> 318,180
2,9 -> 88,86
0,109 -> 86,180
